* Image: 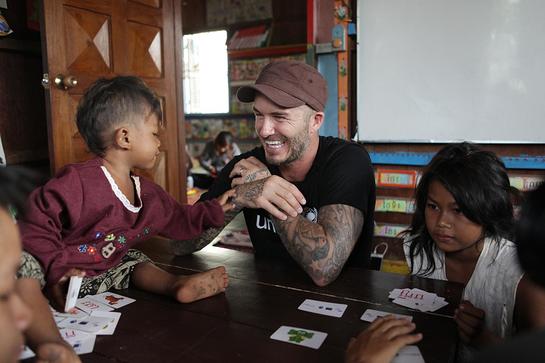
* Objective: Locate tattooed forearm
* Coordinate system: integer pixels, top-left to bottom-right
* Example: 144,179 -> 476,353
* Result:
170,209 -> 240,256
273,204 -> 364,286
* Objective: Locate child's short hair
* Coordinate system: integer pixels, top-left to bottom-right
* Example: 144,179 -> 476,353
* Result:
76,76 -> 162,156
516,183 -> 545,288
406,142 -> 514,273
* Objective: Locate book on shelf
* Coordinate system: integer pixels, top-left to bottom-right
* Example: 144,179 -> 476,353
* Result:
227,25 -> 269,50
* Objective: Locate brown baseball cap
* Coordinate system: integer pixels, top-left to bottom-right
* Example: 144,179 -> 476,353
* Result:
237,60 -> 327,111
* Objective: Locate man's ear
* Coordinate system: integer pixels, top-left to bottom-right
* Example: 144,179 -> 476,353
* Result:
309,112 -> 324,134
113,127 -> 131,150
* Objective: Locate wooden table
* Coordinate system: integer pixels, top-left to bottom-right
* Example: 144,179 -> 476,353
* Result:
81,240 -> 462,362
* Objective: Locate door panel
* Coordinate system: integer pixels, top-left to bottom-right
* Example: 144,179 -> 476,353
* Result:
41,0 -> 185,201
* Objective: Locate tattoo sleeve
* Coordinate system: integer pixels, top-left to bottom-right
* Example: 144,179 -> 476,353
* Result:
273,204 -> 364,286
169,209 -> 240,256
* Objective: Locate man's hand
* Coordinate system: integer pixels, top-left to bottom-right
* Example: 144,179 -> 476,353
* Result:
345,316 -> 423,363
229,157 -> 271,187
45,269 -> 85,313
454,300 -> 487,346
35,342 -> 82,363
233,175 -> 305,220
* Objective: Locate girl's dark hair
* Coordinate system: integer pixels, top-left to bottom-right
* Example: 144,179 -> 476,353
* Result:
214,131 -> 234,148
0,166 -> 38,216
406,142 -> 514,275
516,183 -> 545,288
76,76 -> 162,156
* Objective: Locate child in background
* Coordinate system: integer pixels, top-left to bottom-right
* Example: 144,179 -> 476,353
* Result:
193,131 -> 241,189
403,142 -> 545,359
1,167 -> 81,363
17,76 -> 234,313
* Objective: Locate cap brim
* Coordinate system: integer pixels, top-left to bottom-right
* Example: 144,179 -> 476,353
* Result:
237,84 -> 305,109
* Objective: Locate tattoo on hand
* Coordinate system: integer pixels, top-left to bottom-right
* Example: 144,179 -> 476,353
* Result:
242,180 -> 264,200
244,169 -> 271,183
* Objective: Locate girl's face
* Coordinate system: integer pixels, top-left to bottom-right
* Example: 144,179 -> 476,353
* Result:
425,180 -> 484,255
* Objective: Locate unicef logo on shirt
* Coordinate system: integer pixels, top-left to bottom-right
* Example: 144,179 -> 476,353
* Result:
303,207 -> 318,223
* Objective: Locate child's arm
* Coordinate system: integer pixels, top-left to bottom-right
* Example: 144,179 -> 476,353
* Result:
345,316 -> 422,363
15,278 -> 81,363
514,275 -> 545,331
216,188 -> 237,213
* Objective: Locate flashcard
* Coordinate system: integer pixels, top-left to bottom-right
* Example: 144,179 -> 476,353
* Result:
64,276 -> 83,312
57,315 -> 113,334
91,310 -> 121,335
52,306 -> 89,324
270,326 -> 327,350
19,346 -> 35,360
75,296 -> 114,314
59,328 -> 93,342
392,345 -> 425,363
389,288 -> 448,312
87,292 -> 135,309
360,309 -> 413,323
298,299 -> 348,318
68,334 -> 96,355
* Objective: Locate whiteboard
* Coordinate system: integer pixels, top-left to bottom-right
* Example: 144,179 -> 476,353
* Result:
356,0 -> 545,143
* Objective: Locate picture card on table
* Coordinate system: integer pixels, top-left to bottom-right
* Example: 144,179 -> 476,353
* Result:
87,292 -> 135,309
270,326 -> 328,350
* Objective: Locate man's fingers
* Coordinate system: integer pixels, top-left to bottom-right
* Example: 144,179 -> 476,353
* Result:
260,199 -> 288,220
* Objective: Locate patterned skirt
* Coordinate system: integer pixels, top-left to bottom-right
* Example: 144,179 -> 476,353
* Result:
17,249 -> 150,297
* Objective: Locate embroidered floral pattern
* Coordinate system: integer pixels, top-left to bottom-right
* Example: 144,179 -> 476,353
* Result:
87,246 -> 97,255
78,244 -> 88,253
94,232 -> 104,239
104,234 -> 116,242
117,235 -> 126,244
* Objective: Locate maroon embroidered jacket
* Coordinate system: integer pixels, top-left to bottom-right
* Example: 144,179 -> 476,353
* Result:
19,158 -> 224,284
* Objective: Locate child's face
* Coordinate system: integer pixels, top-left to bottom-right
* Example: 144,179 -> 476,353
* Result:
425,180 -> 484,255
0,208 -> 32,362
130,113 -> 161,170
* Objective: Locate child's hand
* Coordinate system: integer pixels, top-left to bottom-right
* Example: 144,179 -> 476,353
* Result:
346,316 -> 423,363
217,189 -> 237,213
45,268 -> 86,313
454,300 -> 486,345
36,341 -> 82,363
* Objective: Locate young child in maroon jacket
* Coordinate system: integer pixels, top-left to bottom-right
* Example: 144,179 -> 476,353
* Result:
17,76 -> 234,312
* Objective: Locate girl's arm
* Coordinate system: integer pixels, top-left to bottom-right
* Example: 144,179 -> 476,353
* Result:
514,275 -> 545,331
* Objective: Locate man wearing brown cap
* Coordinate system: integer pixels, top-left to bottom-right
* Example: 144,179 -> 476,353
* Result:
177,60 -> 376,286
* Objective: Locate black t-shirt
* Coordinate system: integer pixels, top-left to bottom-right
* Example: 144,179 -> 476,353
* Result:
200,136 -> 376,267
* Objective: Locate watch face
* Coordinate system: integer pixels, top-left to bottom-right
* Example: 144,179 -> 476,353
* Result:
302,207 -> 318,223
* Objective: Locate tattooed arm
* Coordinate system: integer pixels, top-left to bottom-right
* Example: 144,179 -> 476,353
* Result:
231,175 -> 306,220
273,204 -> 364,286
170,208 -> 240,255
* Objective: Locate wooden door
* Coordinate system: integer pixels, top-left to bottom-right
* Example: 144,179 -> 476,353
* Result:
41,0 -> 186,202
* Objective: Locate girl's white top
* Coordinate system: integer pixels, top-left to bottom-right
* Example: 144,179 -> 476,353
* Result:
404,235 -> 523,360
